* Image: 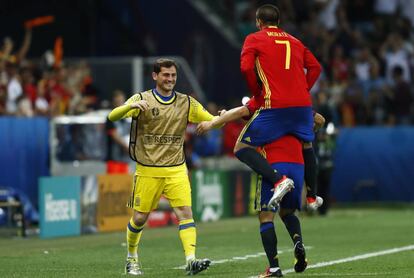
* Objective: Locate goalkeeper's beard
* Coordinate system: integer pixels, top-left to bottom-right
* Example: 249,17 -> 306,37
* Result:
161,82 -> 175,93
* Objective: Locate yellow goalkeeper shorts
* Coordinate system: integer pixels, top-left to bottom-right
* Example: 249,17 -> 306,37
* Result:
127,175 -> 192,212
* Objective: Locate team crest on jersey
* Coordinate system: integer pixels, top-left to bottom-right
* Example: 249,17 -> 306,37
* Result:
151,107 -> 160,117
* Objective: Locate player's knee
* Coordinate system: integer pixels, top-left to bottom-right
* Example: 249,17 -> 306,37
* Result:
132,211 -> 148,226
234,142 -> 252,155
174,206 -> 193,221
279,208 -> 295,219
258,211 -> 275,223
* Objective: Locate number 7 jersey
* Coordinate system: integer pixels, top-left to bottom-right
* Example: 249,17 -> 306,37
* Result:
240,26 -> 321,109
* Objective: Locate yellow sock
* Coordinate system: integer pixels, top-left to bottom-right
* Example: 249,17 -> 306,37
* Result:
178,219 -> 196,261
126,218 -> 144,258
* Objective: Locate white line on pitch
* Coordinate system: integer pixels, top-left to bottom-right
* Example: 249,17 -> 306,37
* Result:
247,244 -> 414,277
173,247 -> 313,270
289,272 -> 393,276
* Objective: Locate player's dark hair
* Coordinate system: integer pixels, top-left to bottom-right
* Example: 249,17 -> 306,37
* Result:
256,4 -> 280,26
153,58 -> 178,73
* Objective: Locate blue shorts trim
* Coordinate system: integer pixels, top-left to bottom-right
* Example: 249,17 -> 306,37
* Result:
239,107 -> 314,146
255,162 -> 304,211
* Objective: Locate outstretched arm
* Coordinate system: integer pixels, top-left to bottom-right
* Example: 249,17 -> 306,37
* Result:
108,100 -> 149,121
16,28 -> 32,63
196,106 -> 250,135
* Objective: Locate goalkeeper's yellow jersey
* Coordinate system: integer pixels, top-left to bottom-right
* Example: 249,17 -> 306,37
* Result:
110,90 -> 215,177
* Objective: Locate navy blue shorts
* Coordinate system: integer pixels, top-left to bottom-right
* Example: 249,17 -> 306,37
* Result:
255,162 -> 304,211
238,107 -> 314,146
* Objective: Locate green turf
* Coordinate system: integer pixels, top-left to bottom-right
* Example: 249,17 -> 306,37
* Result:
1,208 -> 413,277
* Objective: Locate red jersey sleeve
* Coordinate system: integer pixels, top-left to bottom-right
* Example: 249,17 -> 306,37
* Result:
241,34 -> 261,97
304,47 -> 322,90
245,96 -> 263,115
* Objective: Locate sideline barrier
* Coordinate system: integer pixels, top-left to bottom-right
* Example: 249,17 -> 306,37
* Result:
0,117 -> 49,210
331,127 -> 414,202
96,174 -> 132,232
38,170 -> 255,237
190,170 -> 253,222
39,177 -> 81,238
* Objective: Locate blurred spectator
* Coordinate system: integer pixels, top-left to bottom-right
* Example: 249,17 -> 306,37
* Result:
0,27 -> 32,65
67,62 -> 99,115
315,127 -> 336,216
50,67 -> 73,116
329,44 -> 350,82
34,89 -> 49,116
389,66 -> 413,125
105,90 -> 130,165
360,59 -> 386,100
399,0 -> 414,27
354,46 -> 376,82
366,89 -> 387,125
16,95 -> 34,117
21,67 -> 37,107
314,90 -> 334,125
35,71 -> 50,116
5,62 -> 22,114
316,0 -> 340,31
380,32 -> 412,84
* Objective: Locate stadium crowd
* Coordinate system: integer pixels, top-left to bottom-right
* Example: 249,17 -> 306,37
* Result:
208,0 -> 414,126
190,0 -> 414,161
1,0 -> 413,159
0,26 -> 99,118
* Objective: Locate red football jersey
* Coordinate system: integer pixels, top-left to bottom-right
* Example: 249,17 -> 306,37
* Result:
245,96 -> 263,115
241,26 -> 321,109
260,135 -> 304,164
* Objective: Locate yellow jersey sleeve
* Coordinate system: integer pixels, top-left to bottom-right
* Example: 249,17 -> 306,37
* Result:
107,93 -> 142,121
188,96 -> 214,123
123,93 -> 142,118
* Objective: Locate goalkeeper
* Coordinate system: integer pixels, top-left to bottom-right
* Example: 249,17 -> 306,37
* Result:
108,58 -> 216,276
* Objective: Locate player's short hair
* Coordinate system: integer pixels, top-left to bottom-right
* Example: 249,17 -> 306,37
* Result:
256,4 -> 280,26
153,58 -> 178,73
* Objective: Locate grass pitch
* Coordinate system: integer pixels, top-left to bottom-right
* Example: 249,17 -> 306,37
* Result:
1,207 -> 413,277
